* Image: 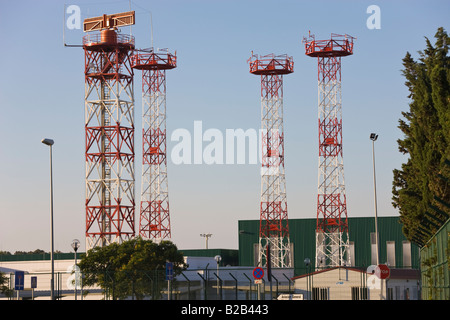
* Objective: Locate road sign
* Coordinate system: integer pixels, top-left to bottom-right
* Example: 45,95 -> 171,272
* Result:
253,267 -> 264,279
14,271 -> 24,291
277,294 -> 304,300
165,262 -> 173,281
377,264 -> 390,279
31,276 -> 37,289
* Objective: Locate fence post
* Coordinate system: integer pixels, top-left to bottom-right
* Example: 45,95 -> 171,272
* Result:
213,272 -> 223,300
197,272 -> 207,300
261,278 -> 265,300
229,273 -> 238,300
272,274 -> 279,298
180,272 -> 191,299
243,273 -> 253,300
282,273 -> 292,293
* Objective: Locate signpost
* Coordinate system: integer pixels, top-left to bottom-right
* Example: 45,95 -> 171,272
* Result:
31,276 -> 37,300
14,271 -> 24,300
31,276 -> 37,288
253,267 -> 264,300
14,271 -> 24,290
166,262 -> 173,300
253,267 -> 264,280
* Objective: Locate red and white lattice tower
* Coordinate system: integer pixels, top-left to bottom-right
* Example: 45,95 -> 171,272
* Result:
248,53 -> 293,268
83,12 -> 136,250
131,49 -> 176,241
303,33 -> 355,268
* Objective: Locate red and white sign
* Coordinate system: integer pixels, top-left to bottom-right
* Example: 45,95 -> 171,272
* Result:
376,264 -> 390,279
253,267 -> 264,279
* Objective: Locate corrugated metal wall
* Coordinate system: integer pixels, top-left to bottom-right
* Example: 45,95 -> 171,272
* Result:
180,249 -> 238,266
238,216 -> 420,276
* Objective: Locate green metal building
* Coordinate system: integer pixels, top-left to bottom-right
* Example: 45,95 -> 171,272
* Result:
238,216 -> 420,276
179,248 -> 239,266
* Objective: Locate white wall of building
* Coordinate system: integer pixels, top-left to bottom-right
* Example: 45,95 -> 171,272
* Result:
0,259 -> 99,300
293,267 -> 420,300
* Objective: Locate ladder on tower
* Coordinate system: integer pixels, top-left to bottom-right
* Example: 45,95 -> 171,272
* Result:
102,84 -> 112,239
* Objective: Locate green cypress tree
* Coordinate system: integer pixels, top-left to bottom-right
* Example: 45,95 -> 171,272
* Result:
392,27 -> 450,246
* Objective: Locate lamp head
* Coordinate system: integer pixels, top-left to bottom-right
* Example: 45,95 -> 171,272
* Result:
200,233 -> 212,238
41,138 -> 54,146
370,133 -> 378,141
71,239 -> 80,252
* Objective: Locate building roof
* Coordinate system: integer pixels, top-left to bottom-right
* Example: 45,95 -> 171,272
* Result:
0,266 -> 28,274
291,266 -> 366,280
291,266 -> 420,281
388,268 -> 420,280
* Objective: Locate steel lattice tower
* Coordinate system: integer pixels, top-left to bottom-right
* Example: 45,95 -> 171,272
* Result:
248,53 -> 293,268
83,12 -> 136,250
131,49 -> 176,241
303,33 -> 355,268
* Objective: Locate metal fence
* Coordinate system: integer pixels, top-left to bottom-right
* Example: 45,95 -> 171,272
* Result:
420,218 -> 450,300
1,267 -> 295,300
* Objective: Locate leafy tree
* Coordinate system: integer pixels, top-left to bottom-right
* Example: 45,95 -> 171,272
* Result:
78,238 -> 187,300
392,27 -> 450,246
13,249 -> 47,255
0,271 -> 13,297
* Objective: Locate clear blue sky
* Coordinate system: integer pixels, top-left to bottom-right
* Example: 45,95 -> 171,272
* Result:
0,0 -> 449,253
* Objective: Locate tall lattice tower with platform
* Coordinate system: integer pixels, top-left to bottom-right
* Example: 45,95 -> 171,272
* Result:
131,49 -> 177,241
248,53 -> 294,268
83,12 -> 136,250
303,33 -> 355,268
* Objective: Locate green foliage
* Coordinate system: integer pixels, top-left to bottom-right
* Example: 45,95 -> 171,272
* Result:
78,238 -> 187,300
0,249 -> 50,256
393,27 -> 450,246
0,271 -> 13,297
13,249 -> 47,255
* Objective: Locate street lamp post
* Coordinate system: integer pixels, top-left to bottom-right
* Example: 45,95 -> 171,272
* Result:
71,239 -> 80,300
41,138 -> 55,300
370,133 -> 380,266
200,233 -> 212,249
304,258 -> 311,300
214,255 -> 222,299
